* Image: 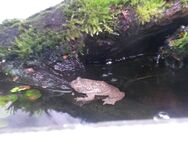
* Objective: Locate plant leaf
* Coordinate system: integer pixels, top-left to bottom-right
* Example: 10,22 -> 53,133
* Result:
24,89 -> 42,101
0,95 -> 18,106
10,85 -> 31,93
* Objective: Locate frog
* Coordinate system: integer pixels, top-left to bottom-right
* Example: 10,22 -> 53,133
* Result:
70,77 -> 125,105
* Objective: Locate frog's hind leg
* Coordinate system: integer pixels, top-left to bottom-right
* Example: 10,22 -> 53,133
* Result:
74,94 -> 95,102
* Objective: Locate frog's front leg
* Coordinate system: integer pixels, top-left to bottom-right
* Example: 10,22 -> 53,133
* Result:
102,97 -> 117,105
74,93 -> 95,102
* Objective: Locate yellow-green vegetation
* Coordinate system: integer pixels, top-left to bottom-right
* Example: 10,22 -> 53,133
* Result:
24,89 -> 42,101
169,31 -> 188,59
160,26 -> 188,66
60,0 -> 173,57
0,87 -> 43,115
181,0 -> 188,4
13,25 -> 64,58
62,0 -> 188,54
3,22 -> 74,59
1,21 -> 80,59
63,0 -> 125,40
0,47 -> 11,58
135,0 -> 165,24
63,0 -> 169,41
0,95 -> 18,106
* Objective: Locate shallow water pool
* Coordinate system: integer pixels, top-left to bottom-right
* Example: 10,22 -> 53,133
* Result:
1,56 -> 188,130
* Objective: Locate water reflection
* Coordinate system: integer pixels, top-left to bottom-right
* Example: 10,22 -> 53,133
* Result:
0,84 -> 84,130
6,110 -> 82,129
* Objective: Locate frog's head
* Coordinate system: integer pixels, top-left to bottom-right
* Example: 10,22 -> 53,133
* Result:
70,77 -> 82,91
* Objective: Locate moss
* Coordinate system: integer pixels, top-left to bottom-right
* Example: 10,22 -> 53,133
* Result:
62,0 -> 171,40
160,26 -> 188,63
0,47 -> 10,58
62,0 -> 184,47
169,30 -> 188,58
12,25 -> 67,58
181,0 -> 188,5
0,21 -> 82,59
135,0 -> 166,24
63,0 -> 127,39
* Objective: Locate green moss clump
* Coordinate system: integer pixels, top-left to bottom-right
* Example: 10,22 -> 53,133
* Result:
160,26 -> 188,66
135,0 -> 165,24
169,31 -> 188,58
9,23 -> 79,59
0,47 -> 11,58
12,25 -> 63,58
0,21 -> 81,59
63,0 -> 128,40
181,0 -> 188,4
62,0 -> 181,50
63,0 -> 170,41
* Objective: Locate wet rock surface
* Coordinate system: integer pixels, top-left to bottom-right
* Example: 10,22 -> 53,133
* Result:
27,4 -> 66,32
0,54 -> 85,90
0,25 -> 20,47
43,52 -> 85,80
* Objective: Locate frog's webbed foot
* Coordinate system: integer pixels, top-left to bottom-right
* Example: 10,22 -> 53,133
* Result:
73,100 -> 90,107
102,92 -> 125,105
102,97 -> 117,105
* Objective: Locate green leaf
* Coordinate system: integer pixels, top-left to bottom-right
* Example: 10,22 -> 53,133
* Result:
24,89 -> 42,101
10,85 -> 31,93
0,95 -> 18,106
10,87 -> 21,93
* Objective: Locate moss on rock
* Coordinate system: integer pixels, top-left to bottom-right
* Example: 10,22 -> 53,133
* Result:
0,0 -> 188,60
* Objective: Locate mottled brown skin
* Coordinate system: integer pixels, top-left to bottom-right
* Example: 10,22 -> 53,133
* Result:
70,77 -> 125,105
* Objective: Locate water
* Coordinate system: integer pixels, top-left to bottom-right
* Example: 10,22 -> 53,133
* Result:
1,55 -> 188,130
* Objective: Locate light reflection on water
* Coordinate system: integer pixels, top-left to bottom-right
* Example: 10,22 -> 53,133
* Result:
5,110 -> 83,129
0,107 -> 83,130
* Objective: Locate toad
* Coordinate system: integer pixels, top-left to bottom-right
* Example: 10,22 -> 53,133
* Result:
70,77 -> 125,105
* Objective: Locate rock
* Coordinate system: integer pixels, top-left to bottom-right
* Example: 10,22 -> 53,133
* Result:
0,54 -> 84,90
0,24 -> 20,48
27,3 -> 66,32
43,53 -> 84,80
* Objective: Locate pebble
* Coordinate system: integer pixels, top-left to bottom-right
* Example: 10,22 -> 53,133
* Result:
153,111 -> 170,121
102,74 -> 108,77
111,78 -> 118,82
